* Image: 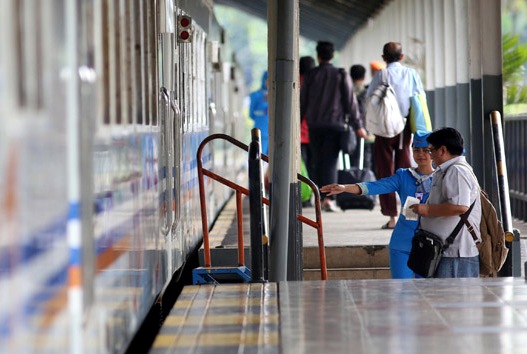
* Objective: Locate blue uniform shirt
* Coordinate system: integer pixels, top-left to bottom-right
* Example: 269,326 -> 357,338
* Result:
249,71 -> 269,154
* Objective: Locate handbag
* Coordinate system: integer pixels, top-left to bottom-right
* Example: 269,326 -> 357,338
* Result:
407,202 -> 475,278
338,68 -> 357,154
408,70 -> 432,133
407,229 -> 444,278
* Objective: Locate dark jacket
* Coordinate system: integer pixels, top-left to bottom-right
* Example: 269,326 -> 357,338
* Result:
300,62 -> 362,131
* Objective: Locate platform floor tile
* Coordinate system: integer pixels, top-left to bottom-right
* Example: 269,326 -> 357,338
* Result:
280,278 -> 527,354
149,283 -> 279,354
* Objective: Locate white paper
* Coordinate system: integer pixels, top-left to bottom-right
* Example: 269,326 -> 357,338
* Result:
403,196 -> 421,221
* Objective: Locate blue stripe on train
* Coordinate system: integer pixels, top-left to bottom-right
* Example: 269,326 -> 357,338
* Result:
0,206 -> 158,338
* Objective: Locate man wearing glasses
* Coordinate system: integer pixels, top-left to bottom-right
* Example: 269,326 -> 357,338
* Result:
410,127 -> 481,278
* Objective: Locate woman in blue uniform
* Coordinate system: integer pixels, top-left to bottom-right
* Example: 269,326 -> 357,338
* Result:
249,71 -> 269,154
320,131 -> 434,278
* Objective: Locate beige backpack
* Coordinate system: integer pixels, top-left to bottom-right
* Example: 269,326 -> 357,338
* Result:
477,191 -> 509,277
452,162 -> 509,277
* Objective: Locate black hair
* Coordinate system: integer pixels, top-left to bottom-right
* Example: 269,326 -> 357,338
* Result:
300,56 -> 316,75
426,127 -> 464,156
350,64 -> 366,80
316,41 -> 335,61
382,42 -> 403,63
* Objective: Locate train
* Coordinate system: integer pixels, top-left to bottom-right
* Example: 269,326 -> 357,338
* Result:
0,0 -> 247,353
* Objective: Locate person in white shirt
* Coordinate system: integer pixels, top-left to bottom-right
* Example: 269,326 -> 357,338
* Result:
366,42 -> 426,229
410,127 -> 481,278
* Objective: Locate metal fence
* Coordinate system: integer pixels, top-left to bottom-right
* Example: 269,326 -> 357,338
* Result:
505,115 -> 527,222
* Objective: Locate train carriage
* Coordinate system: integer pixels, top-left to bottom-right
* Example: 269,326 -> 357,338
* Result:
0,0 -> 246,353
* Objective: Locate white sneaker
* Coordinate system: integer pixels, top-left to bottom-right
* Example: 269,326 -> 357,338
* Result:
322,199 -> 339,212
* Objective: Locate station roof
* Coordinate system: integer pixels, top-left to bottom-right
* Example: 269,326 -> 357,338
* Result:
214,0 -> 392,49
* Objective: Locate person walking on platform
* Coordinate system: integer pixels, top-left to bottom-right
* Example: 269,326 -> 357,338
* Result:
320,131 -> 434,279
349,64 -> 374,170
249,71 -> 269,154
300,56 -> 316,182
410,127 -> 481,278
300,41 -> 367,212
366,42 -> 426,229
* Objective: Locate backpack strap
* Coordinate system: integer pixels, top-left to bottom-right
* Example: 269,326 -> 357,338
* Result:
380,68 -> 388,85
444,200 -> 477,248
459,203 -> 479,243
445,162 -> 480,243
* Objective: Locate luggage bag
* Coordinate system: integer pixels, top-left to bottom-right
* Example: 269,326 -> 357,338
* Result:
336,139 -> 377,210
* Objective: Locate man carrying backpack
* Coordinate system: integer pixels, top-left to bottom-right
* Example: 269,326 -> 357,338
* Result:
410,127 -> 481,278
366,42 -> 426,229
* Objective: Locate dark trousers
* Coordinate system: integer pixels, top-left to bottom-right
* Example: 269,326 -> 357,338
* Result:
373,123 -> 412,217
308,128 -> 341,200
301,143 -> 315,181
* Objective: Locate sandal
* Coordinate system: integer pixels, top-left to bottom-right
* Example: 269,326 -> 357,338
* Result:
381,222 -> 395,230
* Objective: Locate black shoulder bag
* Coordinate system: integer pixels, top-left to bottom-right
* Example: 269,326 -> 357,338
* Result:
338,68 -> 357,155
407,202 -> 475,278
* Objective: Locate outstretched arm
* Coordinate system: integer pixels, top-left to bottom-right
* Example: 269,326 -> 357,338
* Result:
320,183 -> 362,196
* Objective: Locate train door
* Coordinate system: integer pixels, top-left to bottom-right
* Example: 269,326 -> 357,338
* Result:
175,7 -> 194,263
170,8 -> 183,273
159,0 -> 182,281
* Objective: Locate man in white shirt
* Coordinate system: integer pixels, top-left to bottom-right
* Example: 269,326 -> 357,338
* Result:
410,127 -> 481,278
366,42 -> 426,229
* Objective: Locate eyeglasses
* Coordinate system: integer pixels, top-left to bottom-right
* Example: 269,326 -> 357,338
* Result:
412,147 -> 432,154
428,146 -> 438,153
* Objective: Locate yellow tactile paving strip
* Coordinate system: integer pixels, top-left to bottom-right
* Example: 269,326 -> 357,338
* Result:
150,283 -> 279,354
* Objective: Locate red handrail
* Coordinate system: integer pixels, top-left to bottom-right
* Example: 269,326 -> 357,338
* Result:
196,133 -> 327,280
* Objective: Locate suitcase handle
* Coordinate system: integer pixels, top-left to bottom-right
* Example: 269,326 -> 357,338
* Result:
341,137 -> 365,170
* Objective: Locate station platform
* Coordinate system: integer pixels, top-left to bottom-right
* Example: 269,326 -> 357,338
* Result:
149,195 -> 527,353
150,278 -> 527,354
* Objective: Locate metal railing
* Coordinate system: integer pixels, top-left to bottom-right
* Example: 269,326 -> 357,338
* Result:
504,113 -> 527,223
196,133 -> 328,280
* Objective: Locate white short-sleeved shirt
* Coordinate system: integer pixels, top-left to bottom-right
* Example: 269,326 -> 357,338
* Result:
366,62 -> 424,117
420,156 -> 482,257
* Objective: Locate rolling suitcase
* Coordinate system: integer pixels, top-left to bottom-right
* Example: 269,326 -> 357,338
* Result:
336,138 -> 377,210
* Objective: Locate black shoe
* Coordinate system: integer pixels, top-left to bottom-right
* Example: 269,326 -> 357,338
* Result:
302,200 -> 313,208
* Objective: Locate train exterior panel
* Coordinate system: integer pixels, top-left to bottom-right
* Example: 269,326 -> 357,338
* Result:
0,0 -> 247,353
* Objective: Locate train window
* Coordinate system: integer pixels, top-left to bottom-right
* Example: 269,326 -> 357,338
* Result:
139,0 -> 149,126
96,0 -> 119,126
112,0 -> 122,125
148,0 -> 157,126
14,0 -> 44,110
132,1 -> 143,125
97,0 -> 147,126
179,42 -> 186,130
99,0 -> 111,125
120,0 -> 133,125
